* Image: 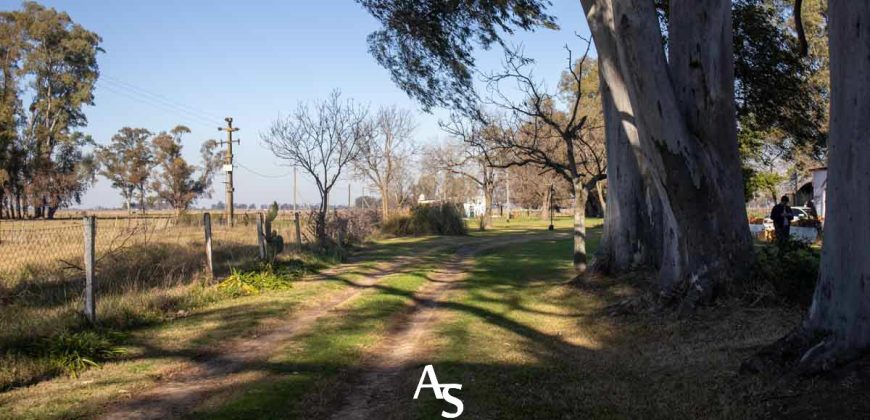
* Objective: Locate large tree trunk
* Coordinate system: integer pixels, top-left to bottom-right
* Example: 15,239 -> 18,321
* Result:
746,1 -> 870,373
581,0 -> 752,306
317,190 -> 329,244
593,77 -> 662,274
573,180 -> 589,274
481,183 -> 493,230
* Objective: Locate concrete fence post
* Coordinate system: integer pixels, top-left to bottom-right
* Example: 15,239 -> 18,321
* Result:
203,212 -> 213,276
257,213 -> 266,260
83,216 -> 96,323
294,212 -> 302,248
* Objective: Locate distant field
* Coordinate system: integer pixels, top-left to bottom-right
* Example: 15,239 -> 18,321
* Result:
0,211 -> 307,279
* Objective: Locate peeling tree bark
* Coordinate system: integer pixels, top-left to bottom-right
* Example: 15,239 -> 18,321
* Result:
581,0 -> 753,306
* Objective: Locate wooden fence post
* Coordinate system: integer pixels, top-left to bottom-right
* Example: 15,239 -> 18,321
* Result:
203,212 -> 213,276
83,216 -> 96,323
256,213 -> 266,260
294,212 -> 302,248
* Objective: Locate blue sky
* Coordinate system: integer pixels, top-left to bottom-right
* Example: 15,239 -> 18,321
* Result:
1,0 -> 593,208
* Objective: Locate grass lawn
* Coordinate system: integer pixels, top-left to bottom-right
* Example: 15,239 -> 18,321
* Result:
191,265 -> 441,419
0,235 -> 449,419
403,229 -> 806,419
7,218 -> 852,419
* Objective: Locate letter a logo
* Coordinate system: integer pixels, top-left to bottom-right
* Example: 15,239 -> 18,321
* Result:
413,364 -> 464,418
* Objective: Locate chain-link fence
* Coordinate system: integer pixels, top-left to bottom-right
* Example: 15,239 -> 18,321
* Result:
0,210 -> 380,326
0,212 -> 309,309
0,220 -> 85,278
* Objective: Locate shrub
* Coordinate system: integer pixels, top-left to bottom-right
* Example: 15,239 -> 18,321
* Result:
39,330 -> 127,378
745,239 -> 820,306
217,262 -> 301,297
341,209 -> 380,243
380,203 -> 467,236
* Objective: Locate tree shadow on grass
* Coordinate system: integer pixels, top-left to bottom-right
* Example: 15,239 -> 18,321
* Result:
7,226 -> 806,419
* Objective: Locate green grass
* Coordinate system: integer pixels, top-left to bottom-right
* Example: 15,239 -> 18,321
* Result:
2,217 -> 822,419
0,236 -> 446,419
191,264 -> 440,419
404,226 -> 803,420
474,215 -> 601,236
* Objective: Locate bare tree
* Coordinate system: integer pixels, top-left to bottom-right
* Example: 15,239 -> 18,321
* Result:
432,119 -> 499,230
354,106 -> 416,219
261,90 -> 369,243
470,40 -> 606,274
507,164 -> 571,217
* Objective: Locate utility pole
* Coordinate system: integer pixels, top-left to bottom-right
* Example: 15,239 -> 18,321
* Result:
506,169 -> 511,222
348,183 -> 351,208
218,117 -> 240,226
293,166 -> 298,213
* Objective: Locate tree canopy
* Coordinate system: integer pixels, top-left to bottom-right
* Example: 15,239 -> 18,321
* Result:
357,0 -> 556,112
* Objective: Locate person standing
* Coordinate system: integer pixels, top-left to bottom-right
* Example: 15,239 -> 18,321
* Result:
770,195 -> 793,243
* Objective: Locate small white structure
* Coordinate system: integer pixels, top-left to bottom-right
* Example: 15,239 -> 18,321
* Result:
811,167 -> 827,218
463,196 -> 486,218
417,194 -> 439,205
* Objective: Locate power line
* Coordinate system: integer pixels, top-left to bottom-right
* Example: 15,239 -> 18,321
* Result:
97,81 -> 215,126
235,161 -> 292,178
96,81 -> 216,127
101,74 -> 222,122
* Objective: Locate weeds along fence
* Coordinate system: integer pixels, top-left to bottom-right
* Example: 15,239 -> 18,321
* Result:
0,212 -> 310,323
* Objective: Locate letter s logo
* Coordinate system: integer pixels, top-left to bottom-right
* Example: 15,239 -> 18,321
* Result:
413,365 -> 464,418
440,384 -> 463,419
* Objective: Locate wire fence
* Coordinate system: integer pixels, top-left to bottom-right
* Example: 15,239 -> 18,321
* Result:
0,213 -> 309,300
0,208 -> 384,328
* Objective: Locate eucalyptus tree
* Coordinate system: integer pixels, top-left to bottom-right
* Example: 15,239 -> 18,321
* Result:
359,0 -> 746,305
746,0 -> 870,374
19,2 -> 102,218
150,126 -> 220,216
0,2 -> 101,218
96,127 -> 153,212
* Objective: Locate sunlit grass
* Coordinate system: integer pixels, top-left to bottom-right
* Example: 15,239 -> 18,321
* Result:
191,266 -> 439,419
0,236 -> 443,419
408,227 -> 801,419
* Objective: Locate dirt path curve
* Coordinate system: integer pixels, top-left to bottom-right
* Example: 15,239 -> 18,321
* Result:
99,242 -> 455,420
328,232 -> 568,419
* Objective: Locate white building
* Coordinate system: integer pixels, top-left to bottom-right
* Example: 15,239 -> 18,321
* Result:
811,167 -> 827,218
463,196 -> 486,219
